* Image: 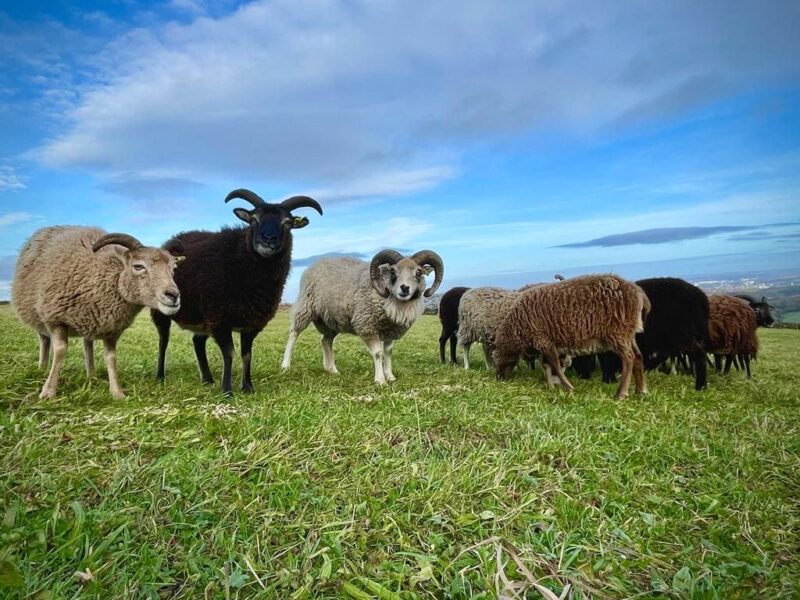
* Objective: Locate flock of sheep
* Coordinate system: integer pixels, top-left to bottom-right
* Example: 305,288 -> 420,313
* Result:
9,187 -> 775,400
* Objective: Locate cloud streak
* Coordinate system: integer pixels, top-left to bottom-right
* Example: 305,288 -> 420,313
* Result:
557,226 -> 753,248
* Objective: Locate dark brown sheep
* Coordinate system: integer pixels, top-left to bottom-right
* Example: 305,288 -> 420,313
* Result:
707,294 -> 758,378
493,274 -> 650,399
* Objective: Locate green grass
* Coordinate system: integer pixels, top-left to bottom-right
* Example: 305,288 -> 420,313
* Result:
1,305 -> 798,599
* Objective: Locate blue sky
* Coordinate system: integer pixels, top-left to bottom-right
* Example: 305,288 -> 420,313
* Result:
1,0 -> 799,300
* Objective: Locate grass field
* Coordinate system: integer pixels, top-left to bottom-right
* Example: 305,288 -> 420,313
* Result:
1,305 -> 798,599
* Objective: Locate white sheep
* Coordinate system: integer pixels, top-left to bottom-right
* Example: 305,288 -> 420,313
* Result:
12,226 -> 182,399
281,249 -> 444,384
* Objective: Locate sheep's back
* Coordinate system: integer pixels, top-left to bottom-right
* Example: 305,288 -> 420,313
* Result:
708,294 -> 758,356
505,275 -> 643,352
458,287 -> 517,345
636,277 -> 709,355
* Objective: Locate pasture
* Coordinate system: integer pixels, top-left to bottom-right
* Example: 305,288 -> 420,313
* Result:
1,305 -> 798,599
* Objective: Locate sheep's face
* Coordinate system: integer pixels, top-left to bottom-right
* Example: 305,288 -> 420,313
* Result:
234,206 -> 308,258
380,258 -> 432,302
753,298 -> 776,327
114,248 -> 182,315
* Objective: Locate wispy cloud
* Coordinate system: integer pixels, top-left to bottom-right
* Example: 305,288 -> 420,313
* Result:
0,167 -> 25,192
0,212 -> 33,227
293,251 -> 367,267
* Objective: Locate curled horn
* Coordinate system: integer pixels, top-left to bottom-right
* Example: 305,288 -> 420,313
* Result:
93,233 -> 143,253
224,188 -> 266,208
369,249 -> 404,297
411,250 -> 444,297
281,195 -> 323,215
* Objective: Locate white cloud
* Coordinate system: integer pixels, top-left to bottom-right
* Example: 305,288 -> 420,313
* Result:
35,0 -> 800,197
0,212 -> 33,227
0,167 -> 25,192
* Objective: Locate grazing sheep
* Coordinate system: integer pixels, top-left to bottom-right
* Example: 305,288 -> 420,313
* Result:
152,189 -> 322,395
732,294 -> 776,328
493,274 -> 649,399
707,294 -> 758,378
12,226 -> 181,399
457,287 -> 519,370
437,286 -> 470,364
281,249 -> 444,384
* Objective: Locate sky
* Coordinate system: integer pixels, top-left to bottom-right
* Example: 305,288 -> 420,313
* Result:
1,0 -> 799,301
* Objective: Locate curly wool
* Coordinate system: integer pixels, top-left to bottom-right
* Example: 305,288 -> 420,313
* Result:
707,294 -> 758,358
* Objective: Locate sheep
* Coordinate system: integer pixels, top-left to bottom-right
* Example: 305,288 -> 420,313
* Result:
281,249 -> 444,384
152,189 -> 322,395
598,277 -> 710,391
732,294 -> 776,328
437,286 -> 470,364
12,226 -> 181,399
493,274 -> 650,399
457,287 -> 520,370
707,294 -> 758,378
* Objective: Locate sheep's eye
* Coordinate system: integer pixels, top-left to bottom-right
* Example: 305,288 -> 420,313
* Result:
133,263 -> 147,272
390,272 -> 397,284
416,270 -> 423,279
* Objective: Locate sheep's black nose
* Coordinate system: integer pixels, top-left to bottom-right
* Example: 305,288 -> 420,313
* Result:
400,284 -> 410,295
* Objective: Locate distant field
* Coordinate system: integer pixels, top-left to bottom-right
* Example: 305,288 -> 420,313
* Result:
1,305 -> 798,599
782,311 -> 800,324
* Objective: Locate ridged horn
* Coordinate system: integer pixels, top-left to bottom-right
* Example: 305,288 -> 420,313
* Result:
281,195 -> 323,215
369,249 -> 404,298
411,250 -> 444,297
224,188 -> 265,208
93,233 -> 143,253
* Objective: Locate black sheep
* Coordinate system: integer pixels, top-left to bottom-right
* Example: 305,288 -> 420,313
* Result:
437,286 -> 470,364
600,277 -> 709,390
732,294 -> 776,328
152,188 -> 322,395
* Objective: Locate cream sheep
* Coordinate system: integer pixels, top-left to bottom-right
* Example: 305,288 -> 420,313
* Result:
12,226 -> 181,399
281,249 -> 443,384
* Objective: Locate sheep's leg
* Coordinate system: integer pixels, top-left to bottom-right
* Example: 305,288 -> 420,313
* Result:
480,343 -> 495,370
103,336 -> 125,400
449,334 -> 458,364
83,338 -> 95,377
321,334 -> 339,374
691,349 -> 707,390
462,342 -> 472,370
743,355 -> 752,379
240,330 -> 258,394
382,340 -> 396,382
438,329 -> 448,364
633,344 -> 646,394
544,349 -> 573,392
614,349 -> 634,400
193,335 -> 214,384
153,311 -> 171,381
542,360 -> 555,389
212,329 -> 235,396
37,333 -> 51,369
40,326 -> 67,399
713,354 -> 723,372
364,337 -> 386,385
723,354 -> 733,374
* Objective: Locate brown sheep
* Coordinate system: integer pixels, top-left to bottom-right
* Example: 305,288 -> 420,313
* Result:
707,294 -> 758,378
493,274 -> 650,399
12,226 -> 181,399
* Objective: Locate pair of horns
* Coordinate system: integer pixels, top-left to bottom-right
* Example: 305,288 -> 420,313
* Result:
369,249 -> 444,298
92,233 -> 143,253
224,188 -> 323,215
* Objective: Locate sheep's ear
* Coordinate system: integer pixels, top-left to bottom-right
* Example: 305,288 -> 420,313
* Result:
290,216 -> 309,229
233,208 -> 253,223
378,264 -> 392,279
105,245 -> 129,267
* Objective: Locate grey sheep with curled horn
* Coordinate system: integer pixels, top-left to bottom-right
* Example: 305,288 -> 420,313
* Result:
282,248 -> 444,385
